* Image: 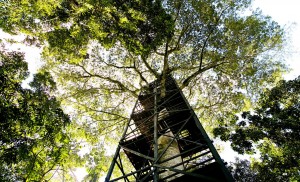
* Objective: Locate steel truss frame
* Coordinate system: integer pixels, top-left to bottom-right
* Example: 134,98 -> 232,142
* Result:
105,76 -> 234,182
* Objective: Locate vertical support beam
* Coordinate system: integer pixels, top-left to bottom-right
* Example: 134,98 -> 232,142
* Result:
192,110 -> 234,182
175,78 -> 234,182
105,140 -> 123,181
106,95 -> 141,182
153,86 -> 159,182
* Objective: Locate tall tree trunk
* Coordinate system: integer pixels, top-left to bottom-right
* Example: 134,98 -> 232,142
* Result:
161,40 -> 170,98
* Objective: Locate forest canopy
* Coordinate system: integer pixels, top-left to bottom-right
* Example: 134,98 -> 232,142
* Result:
0,0 -> 293,181
214,76 -> 300,181
0,47 -> 78,181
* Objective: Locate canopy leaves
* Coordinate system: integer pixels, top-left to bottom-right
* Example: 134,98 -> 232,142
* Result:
0,48 -> 77,181
0,0 -> 289,180
214,77 -> 300,181
1,0 -> 174,57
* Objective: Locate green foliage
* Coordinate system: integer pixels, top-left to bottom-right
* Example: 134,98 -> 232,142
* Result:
214,77 -> 300,180
228,158 -> 258,182
0,0 -> 174,57
0,48 -> 76,181
0,0 -> 289,179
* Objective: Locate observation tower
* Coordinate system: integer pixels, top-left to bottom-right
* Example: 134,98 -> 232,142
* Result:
106,76 -> 234,182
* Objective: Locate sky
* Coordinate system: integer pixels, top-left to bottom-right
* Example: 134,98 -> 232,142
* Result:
0,31 -> 42,87
219,0 -> 300,163
0,0 -> 300,181
252,0 -> 300,80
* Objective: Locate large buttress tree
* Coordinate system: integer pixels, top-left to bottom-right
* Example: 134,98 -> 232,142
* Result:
0,0 -> 287,179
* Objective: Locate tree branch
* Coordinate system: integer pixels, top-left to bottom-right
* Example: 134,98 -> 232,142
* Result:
199,6 -> 228,70
141,56 -> 159,78
182,7 -> 230,89
171,65 -> 199,72
156,22 -> 191,56
128,52 -> 148,84
181,60 -> 228,89
84,107 -> 128,120
198,31 -> 212,70
76,64 -> 139,97
72,100 -> 129,120
168,23 -> 191,54
102,59 -> 135,69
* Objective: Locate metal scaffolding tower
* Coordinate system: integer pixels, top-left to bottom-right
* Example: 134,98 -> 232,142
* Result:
105,76 -> 234,182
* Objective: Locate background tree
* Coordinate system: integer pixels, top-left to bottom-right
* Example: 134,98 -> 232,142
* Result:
228,158 -> 258,182
0,0 -> 288,179
214,76 -> 300,181
0,47 -> 79,181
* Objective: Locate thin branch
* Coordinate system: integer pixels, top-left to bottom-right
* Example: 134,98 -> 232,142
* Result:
181,60 -> 229,89
68,167 -> 79,181
141,56 -> 159,78
46,167 -> 60,181
168,23 -> 191,54
99,120 -> 128,136
27,144 -> 47,179
199,6 -> 229,70
182,7 -> 230,89
75,64 -> 138,97
173,0 -> 183,23
171,65 -> 199,72
75,101 -> 129,120
102,59 -> 135,69
128,52 -> 148,84
198,31 -> 212,70
156,23 -> 191,56
40,161 -> 59,181
194,100 -> 224,110
99,119 -> 127,136
70,107 -> 127,122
